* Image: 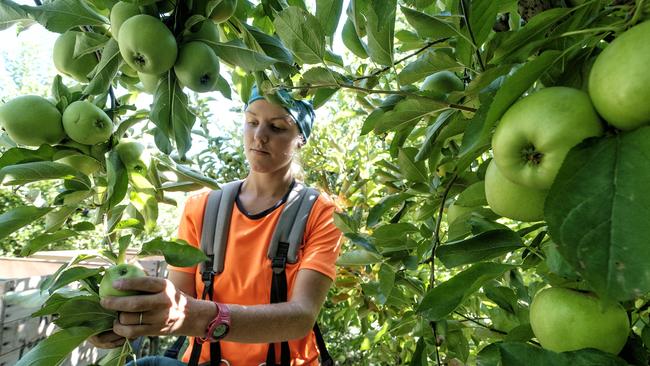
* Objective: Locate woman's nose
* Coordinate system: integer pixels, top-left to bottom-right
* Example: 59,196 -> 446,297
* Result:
253,125 -> 269,143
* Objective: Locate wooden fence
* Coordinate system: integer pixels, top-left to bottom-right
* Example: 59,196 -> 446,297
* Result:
0,251 -> 167,366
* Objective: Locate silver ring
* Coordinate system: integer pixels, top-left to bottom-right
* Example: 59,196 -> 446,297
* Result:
138,312 -> 143,326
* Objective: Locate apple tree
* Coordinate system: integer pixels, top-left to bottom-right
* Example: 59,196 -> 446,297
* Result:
1,0 -> 650,365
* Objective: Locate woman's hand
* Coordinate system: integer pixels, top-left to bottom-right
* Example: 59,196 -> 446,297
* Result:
88,330 -> 126,349
99,276 -> 214,339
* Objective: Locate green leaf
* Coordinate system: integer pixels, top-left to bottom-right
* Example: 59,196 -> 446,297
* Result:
333,211 -> 358,234
273,6 -> 325,64
398,148 -> 428,183
489,8 -> 570,65
374,98 -> 446,134
15,326 -> 97,366
418,262 -> 515,320
398,48 -> 463,85
150,74 -> 195,159
477,342 -> 628,366
245,25 -> 294,65
159,160 -> 220,190
22,0 -> 108,33
401,6 -> 461,39
364,0 -> 396,66
53,296 -> 115,331
546,128 -> 650,301
469,0 -> 498,47
377,263 -> 395,304
48,266 -> 103,293
84,38 -> 120,96
315,0 -> 343,38
0,206 -> 52,241
72,31 -> 108,58
336,249 -> 382,266
373,222 -> 419,241
480,50 -> 561,142
0,145 -> 56,169
415,110 -> 456,161
367,193 -> 412,228
437,229 -> 523,268
105,150 -> 128,210
0,161 -> 88,186
209,40 -> 280,71
21,229 -> 79,257
139,237 -> 208,267
454,181 -> 487,207
301,66 -> 345,85
0,0 -> 34,31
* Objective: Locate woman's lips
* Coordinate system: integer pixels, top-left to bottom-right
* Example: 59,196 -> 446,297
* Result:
250,148 -> 269,155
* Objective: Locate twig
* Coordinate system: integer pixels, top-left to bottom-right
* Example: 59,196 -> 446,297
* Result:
278,83 -> 478,113
459,0 -> 485,71
354,38 -> 450,82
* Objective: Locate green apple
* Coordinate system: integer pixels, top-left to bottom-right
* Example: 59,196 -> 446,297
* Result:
589,21 -> 650,131
0,95 -> 65,146
492,87 -> 602,190
110,1 -> 140,39
138,72 -> 161,94
62,100 -> 114,145
184,20 -> 220,44
341,19 -> 368,59
115,138 -> 151,174
484,160 -> 546,222
207,0 -> 237,23
53,31 -> 99,83
421,70 -> 464,100
99,263 -> 146,298
530,287 -> 629,354
118,14 -> 178,75
447,202 -> 474,224
174,42 -> 220,93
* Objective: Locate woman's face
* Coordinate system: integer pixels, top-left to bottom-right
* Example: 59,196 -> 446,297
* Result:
243,99 -> 302,174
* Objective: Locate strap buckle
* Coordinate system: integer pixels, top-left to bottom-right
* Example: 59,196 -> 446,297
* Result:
271,256 -> 287,272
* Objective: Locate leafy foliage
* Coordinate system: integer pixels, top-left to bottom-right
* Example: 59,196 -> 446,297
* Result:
1,0 -> 650,365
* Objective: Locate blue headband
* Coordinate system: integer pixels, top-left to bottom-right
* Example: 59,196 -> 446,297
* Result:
245,85 -> 316,141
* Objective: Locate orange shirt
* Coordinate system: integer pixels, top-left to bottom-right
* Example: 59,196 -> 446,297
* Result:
169,188 -> 342,365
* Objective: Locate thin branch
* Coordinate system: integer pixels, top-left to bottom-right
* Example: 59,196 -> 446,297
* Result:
459,0 -> 485,71
278,83 -> 478,113
430,322 -> 442,366
454,312 -> 506,335
354,38 -> 450,82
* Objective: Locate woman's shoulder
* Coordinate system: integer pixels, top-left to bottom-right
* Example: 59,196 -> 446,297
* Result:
180,189 -> 212,218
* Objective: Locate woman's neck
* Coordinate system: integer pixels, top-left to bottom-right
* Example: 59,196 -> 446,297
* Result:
242,168 -> 294,199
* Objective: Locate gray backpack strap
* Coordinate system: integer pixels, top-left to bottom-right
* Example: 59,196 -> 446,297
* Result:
199,189 -> 222,275
267,183 -> 320,266
198,180 -> 242,275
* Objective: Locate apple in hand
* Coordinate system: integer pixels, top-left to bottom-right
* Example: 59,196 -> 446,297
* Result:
529,286 -> 630,354
99,263 -> 146,298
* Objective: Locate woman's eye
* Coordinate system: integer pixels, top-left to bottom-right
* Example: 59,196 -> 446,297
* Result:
247,120 -> 258,126
271,125 -> 286,131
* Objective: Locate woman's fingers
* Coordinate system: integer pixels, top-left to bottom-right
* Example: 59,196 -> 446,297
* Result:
88,330 -> 126,349
112,276 -> 167,294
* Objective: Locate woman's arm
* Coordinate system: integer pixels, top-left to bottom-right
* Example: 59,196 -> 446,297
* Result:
100,268 -> 332,343
226,268 -> 332,343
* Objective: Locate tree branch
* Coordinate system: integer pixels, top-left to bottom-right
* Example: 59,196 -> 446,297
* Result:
278,84 -> 478,113
459,0 -> 485,72
354,38 -> 451,82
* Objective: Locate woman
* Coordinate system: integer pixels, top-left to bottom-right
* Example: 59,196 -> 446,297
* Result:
92,87 -> 342,365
